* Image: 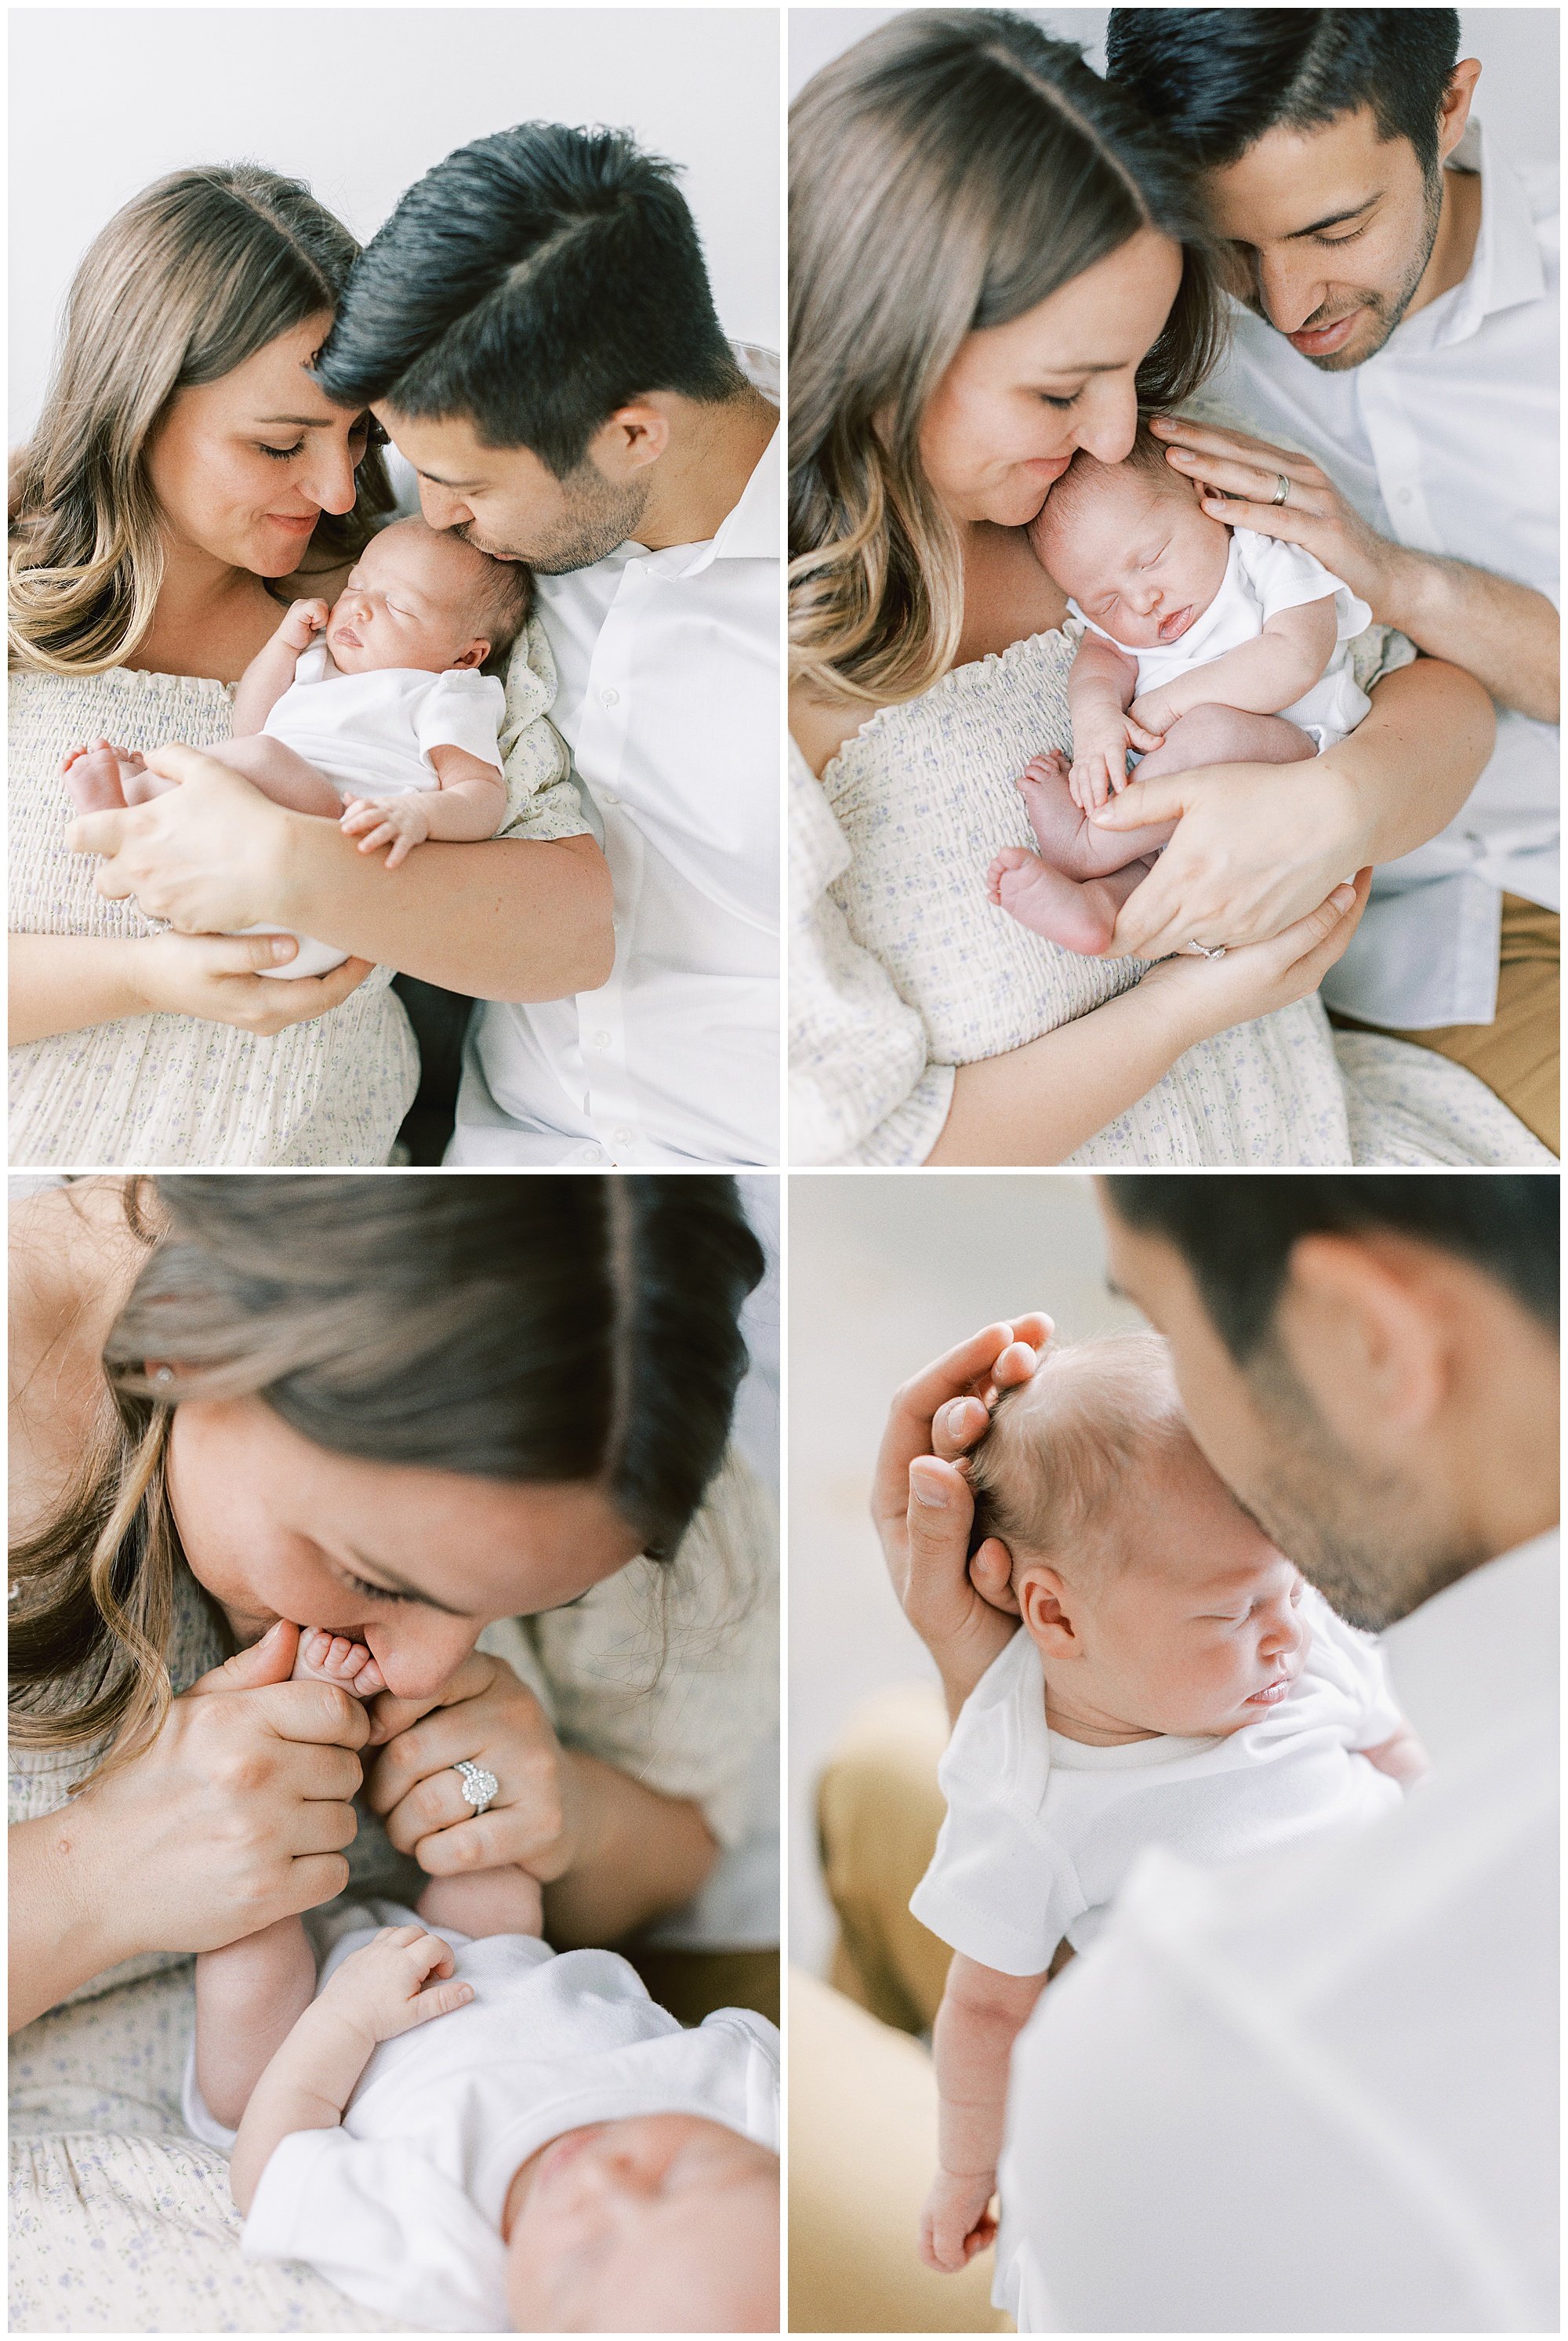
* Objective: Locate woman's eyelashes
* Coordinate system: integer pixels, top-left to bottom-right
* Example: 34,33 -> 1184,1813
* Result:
258,441 -> 305,462
338,1567 -> 418,1606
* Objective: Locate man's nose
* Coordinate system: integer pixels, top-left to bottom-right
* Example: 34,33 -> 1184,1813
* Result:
419,478 -> 471,532
1254,246 -> 1331,336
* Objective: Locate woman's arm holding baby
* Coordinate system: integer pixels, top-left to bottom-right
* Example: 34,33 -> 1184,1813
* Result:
68,754 -> 615,1000
9,929 -> 370,1046
230,1927 -> 471,2213
1094,655 -> 1494,963
920,1954 -> 1050,2272
1131,599 -> 1337,732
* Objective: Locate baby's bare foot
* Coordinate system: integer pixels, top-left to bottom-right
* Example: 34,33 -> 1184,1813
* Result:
292,1627 -> 385,1699
988,845 -> 1120,956
60,739 -> 146,813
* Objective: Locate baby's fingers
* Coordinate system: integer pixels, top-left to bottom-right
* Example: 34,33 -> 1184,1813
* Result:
381,833 -> 414,870
401,1978 -> 474,2031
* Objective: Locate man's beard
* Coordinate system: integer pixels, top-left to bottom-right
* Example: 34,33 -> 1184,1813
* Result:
1254,164 -> 1445,372
1229,1342 -> 1486,1631
458,467 -> 652,575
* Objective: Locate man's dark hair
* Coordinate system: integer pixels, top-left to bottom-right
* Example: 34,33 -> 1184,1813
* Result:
1103,1175 -> 1559,1361
315,123 -> 746,477
1104,10 -> 1462,176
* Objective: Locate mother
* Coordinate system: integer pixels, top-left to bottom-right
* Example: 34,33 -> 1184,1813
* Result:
9,167 -> 606,1167
9,1175 -> 775,2328
788,12 -> 1534,1168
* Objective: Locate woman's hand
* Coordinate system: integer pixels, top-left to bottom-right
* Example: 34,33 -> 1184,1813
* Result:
129,931 -> 373,1032
1136,869 -> 1371,1045
10,1621 -> 368,2027
364,1653 -> 579,1885
872,1319 -> 1050,1717
1088,756 -> 1369,960
66,751 -> 296,935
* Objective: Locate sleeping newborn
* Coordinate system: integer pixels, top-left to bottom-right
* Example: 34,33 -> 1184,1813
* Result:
913,1333 -> 1423,2307
184,1640 -> 779,2334
61,517 -> 528,977
987,427 -> 1372,956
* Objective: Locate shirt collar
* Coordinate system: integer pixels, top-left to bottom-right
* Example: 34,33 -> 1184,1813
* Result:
1380,1526 -> 1559,1769
1428,118 -> 1547,348
634,341 -> 779,581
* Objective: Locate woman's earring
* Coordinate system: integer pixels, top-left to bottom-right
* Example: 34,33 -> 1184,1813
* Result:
150,1364 -> 175,1388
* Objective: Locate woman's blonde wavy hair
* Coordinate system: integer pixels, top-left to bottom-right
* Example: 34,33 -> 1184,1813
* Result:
9,164 -> 393,676
789,9 -> 1227,709
9,1177 -> 767,1786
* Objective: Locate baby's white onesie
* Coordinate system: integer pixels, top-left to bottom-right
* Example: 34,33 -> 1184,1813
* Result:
1069,528 -> 1374,751
183,1909 -> 780,2332
263,641 -> 507,803
911,1584 -> 1404,1976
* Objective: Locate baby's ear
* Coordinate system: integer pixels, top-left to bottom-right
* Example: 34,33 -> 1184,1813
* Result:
1018,1564 -> 1079,1656
453,637 -> 491,670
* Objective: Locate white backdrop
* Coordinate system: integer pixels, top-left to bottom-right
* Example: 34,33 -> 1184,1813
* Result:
789,5 -> 1559,162
9,7 -> 780,437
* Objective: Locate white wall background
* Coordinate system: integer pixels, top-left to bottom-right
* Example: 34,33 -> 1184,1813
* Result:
789,5 -> 1559,162
9,7 -> 779,437
787,1172 -> 1142,1969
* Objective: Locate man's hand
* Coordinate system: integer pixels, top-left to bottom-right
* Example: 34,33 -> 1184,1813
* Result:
1149,414 -> 1559,722
919,2167 -> 1000,2273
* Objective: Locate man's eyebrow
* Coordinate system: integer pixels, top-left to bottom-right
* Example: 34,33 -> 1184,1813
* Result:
414,465 -> 484,489
345,1547 -> 470,1617
1284,195 -> 1381,240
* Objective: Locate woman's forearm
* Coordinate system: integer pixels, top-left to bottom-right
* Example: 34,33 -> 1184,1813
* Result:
926,979 -> 1190,1166
1323,655 -> 1496,867
9,932 -> 144,1045
272,821 -> 615,1000
9,1807 -> 129,2032
544,1752 -> 720,1947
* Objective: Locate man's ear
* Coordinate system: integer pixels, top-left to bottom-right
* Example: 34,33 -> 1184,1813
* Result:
1017,1564 -> 1080,1660
1274,1232 -> 1448,1446
590,401 -> 670,477
1436,58 -> 1482,163
452,637 -> 491,671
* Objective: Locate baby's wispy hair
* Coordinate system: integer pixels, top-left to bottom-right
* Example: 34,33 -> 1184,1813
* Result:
967,1330 -> 1189,1577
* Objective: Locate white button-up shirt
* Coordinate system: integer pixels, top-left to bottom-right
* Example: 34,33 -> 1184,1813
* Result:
1000,1529 -> 1559,2332
449,347 -> 779,1167
1197,123 -> 1559,1028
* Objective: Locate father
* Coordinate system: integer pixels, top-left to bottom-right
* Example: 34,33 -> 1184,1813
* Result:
1105,10 -> 1559,1152
315,122 -> 779,1167
1000,1175 -> 1559,2329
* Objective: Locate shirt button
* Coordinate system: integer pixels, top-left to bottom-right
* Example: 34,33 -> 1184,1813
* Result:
615,1127 -> 634,1145
584,1147 -> 606,1164
601,790 -> 619,806
593,1030 -> 612,1050
600,688 -> 620,707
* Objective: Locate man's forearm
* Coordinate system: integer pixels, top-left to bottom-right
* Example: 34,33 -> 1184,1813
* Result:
274,824 -> 615,999
543,1753 -> 720,1947
1322,656 -> 1497,868
1378,548 -> 1558,724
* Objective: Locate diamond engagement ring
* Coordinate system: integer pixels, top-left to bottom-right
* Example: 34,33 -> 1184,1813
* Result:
454,1759 -> 499,1816
1271,472 -> 1290,506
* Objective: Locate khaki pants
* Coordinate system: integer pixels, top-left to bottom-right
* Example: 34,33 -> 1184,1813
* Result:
1331,895 -> 1559,1156
791,1685 -> 1012,2334
626,1945 -> 779,2028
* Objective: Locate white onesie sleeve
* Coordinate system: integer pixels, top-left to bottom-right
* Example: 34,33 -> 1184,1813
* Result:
1297,1586 -> 1406,1749
243,2127 -> 509,2332
413,669 -> 507,768
1233,528 -> 1371,642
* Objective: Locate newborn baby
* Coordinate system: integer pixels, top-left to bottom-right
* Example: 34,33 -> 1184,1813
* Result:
988,428 -> 1371,955
913,1333 -> 1423,2299
61,517 -> 528,978
186,1630 -> 780,2334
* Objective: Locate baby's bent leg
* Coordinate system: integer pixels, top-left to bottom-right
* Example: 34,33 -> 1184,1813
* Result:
206,735 -> 344,818
988,846 -> 1156,957
416,1867 -> 544,1940
194,1914 -> 318,2132
1018,751 -> 1174,875
1135,703 -> 1317,782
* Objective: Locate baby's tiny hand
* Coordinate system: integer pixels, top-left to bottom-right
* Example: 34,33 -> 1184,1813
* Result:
339,794 -> 431,870
918,2168 -> 999,2274
1128,690 -> 1176,740
315,1925 -> 473,2048
281,598 -> 331,650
